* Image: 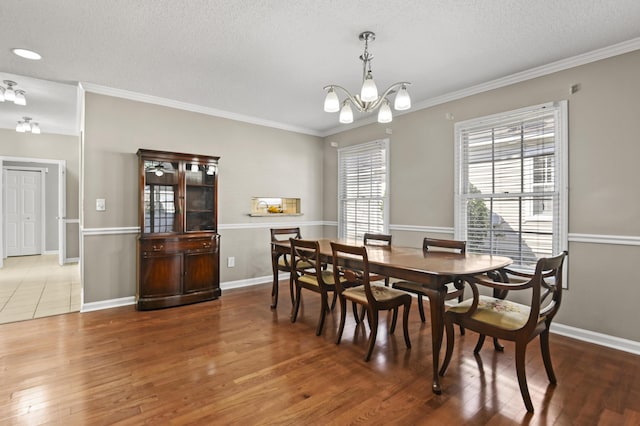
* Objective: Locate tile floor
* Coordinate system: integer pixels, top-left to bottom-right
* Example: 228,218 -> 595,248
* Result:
0,254 -> 80,324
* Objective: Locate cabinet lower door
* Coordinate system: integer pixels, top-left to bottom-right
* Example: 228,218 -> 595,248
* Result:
140,252 -> 183,297
184,251 -> 217,293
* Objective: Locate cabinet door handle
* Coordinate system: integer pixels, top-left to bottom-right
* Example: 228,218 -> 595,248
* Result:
202,242 -> 212,248
152,244 -> 164,251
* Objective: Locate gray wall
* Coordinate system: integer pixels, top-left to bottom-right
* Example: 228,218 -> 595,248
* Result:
82,94 -> 324,303
322,49 -> 640,342
0,129 -> 80,258
81,49 -> 640,344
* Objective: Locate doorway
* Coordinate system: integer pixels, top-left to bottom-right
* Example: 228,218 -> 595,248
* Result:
4,168 -> 44,257
0,156 -> 80,323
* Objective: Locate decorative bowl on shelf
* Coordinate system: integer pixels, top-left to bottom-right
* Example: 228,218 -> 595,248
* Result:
267,206 -> 284,213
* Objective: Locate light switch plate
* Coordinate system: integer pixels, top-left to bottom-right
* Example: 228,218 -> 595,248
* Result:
96,198 -> 106,211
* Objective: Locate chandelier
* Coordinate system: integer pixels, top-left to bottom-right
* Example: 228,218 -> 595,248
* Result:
323,31 -> 411,124
16,117 -> 41,134
1,80 -> 27,105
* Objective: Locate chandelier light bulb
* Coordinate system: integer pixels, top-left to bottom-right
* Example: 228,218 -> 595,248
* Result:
394,84 -> 411,111
377,100 -> 393,123
23,120 -> 32,132
360,71 -> 378,102
324,88 -> 340,112
339,102 -> 354,124
0,87 -> 5,102
31,123 -> 41,134
154,165 -> 164,177
14,90 -> 27,106
16,121 -> 25,132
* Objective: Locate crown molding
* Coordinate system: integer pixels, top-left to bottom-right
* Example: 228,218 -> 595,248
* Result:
321,37 -> 640,137
79,82 -> 323,137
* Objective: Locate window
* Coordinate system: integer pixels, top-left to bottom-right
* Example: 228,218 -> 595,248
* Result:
455,102 -> 567,270
338,139 -> 389,241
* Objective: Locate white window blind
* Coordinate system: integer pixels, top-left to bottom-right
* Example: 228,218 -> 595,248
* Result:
455,102 -> 567,270
338,139 -> 389,241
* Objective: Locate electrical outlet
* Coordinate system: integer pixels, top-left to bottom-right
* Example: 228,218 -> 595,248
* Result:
227,256 -> 235,268
96,198 -> 106,211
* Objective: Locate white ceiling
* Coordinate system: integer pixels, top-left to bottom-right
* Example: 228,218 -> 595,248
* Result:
1,0 -> 640,137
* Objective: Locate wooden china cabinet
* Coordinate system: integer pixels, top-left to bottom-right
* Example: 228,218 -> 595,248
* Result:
136,149 -> 221,310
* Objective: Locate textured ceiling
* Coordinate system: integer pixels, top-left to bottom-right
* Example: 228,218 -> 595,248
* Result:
1,0 -> 640,137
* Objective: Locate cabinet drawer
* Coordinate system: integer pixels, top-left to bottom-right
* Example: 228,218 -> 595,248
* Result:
139,236 -> 217,254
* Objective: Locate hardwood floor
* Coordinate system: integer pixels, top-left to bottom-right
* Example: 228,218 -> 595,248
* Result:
1,282 -> 639,424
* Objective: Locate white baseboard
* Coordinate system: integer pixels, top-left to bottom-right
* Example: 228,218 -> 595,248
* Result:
81,296 -> 135,312
221,274 -> 281,290
550,323 -> 640,356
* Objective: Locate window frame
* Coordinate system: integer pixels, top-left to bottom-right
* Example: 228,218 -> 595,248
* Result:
337,139 -> 390,241
454,101 -> 568,272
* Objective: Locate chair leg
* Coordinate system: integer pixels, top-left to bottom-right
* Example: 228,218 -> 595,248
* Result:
402,301 -> 411,349
439,316 -> 455,376
457,295 -> 465,334
417,294 -> 426,322
336,296 -> 347,345
515,341 -> 534,412
289,272 -> 295,307
359,305 -> 367,323
271,271 -> 279,309
389,307 -> 398,334
291,285 -> 302,323
316,293 -> 328,336
540,328 -> 557,384
493,337 -> 504,352
364,309 -> 378,362
352,302 -> 361,324
474,334 -> 486,354
330,291 -> 337,311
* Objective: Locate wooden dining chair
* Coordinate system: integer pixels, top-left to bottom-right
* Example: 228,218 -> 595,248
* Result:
330,242 -> 412,362
439,251 -> 568,412
290,239 -> 339,336
363,233 -> 392,286
393,238 -> 467,325
270,227 -> 307,309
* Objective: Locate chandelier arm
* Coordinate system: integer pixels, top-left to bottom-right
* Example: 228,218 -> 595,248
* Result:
365,82 -> 412,110
323,85 -> 366,111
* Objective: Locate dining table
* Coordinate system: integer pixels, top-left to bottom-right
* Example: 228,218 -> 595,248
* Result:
271,237 -> 512,394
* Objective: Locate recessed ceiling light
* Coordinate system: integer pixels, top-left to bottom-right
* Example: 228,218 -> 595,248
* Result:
12,48 -> 42,60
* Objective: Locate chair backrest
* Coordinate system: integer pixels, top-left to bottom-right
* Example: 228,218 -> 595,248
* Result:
289,238 -> 325,283
363,233 -> 392,246
423,238 -> 466,254
331,242 -> 377,302
271,227 -> 302,242
528,251 -> 567,326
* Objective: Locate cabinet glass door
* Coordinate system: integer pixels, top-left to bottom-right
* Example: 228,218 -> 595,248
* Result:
185,164 -> 216,232
143,160 -> 179,233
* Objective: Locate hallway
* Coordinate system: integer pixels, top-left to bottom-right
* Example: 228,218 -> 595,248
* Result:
0,254 -> 80,324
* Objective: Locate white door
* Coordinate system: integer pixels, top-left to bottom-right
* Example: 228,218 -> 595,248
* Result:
5,169 -> 42,256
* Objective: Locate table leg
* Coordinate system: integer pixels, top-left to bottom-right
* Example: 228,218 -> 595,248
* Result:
423,286 -> 447,394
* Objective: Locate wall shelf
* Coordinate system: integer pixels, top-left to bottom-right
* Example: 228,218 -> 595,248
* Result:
250,197 -> 301,216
